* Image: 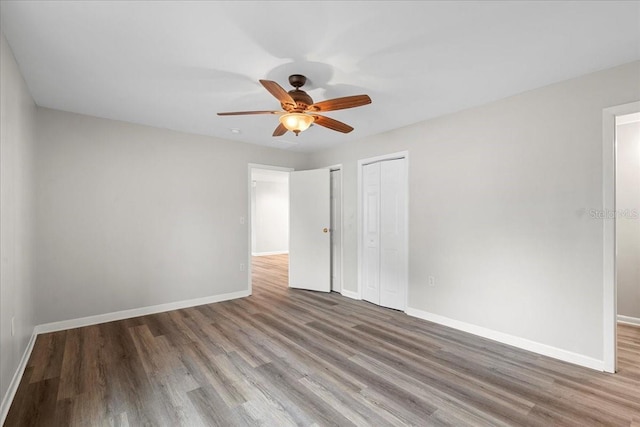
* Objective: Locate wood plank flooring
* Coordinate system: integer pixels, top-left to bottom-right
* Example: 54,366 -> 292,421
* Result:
5,253 -> 640,426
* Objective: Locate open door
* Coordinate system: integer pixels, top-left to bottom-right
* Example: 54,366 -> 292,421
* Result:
289,169 -> 331,292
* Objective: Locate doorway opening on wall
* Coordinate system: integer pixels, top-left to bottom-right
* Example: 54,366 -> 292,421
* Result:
602,101 -> 640,373
358,151 -> 409,311
248,165 -> 293,295
247,164 -> 343,297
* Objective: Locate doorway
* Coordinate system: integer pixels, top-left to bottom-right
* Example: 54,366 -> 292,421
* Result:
358,152 -> 409,311
248,164 -> 293,294
602,101 -> 640,373
248,164 -> 343,296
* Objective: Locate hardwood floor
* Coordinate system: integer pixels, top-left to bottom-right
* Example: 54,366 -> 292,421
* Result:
5,253 -> 640,426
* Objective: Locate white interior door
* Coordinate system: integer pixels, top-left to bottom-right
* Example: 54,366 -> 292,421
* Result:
289,169 -> 331,292
362,163 -> 381,305
330,169 -> 342,293
380,158 -> 407,310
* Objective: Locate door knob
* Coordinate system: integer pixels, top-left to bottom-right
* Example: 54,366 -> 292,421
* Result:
323,228 -> 329,233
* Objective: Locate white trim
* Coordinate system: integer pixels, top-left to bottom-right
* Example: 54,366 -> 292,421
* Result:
340,289 -> 362,300
357,161 -> 364,301
403,156 -> 409,311
35,290 -> 249,334
327,164 -> 344,295
602,101 -> 640,373
617,315 -> 640,327
406,307 -> 604,372
248,164 -> 294,295
616,112 -> 640,125
0,332 -> 37,425
358,151 -> 408,166
357,151 -> 409,309
252,250 -> 288,257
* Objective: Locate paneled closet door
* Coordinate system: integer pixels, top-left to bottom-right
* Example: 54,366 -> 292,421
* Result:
379,158 -> 407,310
362,162 -> 381,305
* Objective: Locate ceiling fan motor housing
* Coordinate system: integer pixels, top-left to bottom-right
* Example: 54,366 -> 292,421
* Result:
283,74 -> 313,111
288,74 -> 307,88
285,90 -> 313,111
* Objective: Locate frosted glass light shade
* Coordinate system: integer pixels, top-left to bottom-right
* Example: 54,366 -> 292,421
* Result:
279,113 -> 314,135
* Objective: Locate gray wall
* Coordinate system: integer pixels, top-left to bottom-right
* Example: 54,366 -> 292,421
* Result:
617,120 -> 640,320
34,108 -> 308,325
0,33 -> 37,404
309,61 -> 640,361
252,181 -> 289,255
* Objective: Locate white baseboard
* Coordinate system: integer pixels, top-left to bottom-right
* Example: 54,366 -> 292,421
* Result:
406,307 -> 604,372
617,314 -> 640,327
341,289 -> 361,300
251,251 -> 288,257
35,289 -> 251,334
1,331 -> 37,425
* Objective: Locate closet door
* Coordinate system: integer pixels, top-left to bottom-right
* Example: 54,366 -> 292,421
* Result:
379,158 -> 407,310
362,162 -> 381,305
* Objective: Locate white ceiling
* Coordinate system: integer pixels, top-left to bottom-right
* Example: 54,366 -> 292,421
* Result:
1,1 -> 639,152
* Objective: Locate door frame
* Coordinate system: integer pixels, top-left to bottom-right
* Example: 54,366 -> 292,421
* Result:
247,163 -> 294,295
357,151 -> 409,308
327,164 -> 344,294
602,101 -> 640,373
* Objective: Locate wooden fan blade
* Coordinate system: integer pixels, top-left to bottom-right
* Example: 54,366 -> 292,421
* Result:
217,110 -> 282,116
307,95 -> 371,112
313,115 -> 354,133
259,80 -> 296,106
272,123 -> 287,137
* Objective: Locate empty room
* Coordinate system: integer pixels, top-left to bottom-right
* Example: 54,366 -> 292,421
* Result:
1,1 -> 640,426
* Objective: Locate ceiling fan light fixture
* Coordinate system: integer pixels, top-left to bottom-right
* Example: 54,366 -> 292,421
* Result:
279,113 -> 314,136
218,75 -> 370,136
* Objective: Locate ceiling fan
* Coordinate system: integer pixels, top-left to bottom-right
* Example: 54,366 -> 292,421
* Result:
218,74 -> 372,136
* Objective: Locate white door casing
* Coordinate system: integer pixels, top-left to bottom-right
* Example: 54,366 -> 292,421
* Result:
330,169 -> 343,293
602,101 -> 640,373
289,169 -> 331,292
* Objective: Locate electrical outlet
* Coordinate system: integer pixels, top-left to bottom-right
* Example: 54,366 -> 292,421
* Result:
428,276 -> 436,287
11,316 -> 15,336
240,263 -> 245,272
240,216 -> 245,225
